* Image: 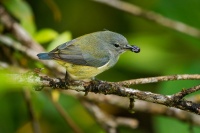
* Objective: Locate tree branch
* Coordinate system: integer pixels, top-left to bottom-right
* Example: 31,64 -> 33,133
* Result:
7,72 -> 200,115
94,0 -> 200,38
81,100 -> 138,133
3,62 -> 200,126
0,34 -> 65,74
72,92 -> 200,126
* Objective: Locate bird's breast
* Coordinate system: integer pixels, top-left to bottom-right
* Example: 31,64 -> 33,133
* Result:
57,60 -> 111,81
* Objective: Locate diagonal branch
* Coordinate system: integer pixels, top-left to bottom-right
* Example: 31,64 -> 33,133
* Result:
94,0 -> 200,38
81,100 -> 138,133
45,92 -> 83,133
0,4 -> 44,52
0,34 -> 65,74
173,85 -> 200,99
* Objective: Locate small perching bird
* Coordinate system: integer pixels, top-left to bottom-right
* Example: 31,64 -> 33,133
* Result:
37,31 -> 140,82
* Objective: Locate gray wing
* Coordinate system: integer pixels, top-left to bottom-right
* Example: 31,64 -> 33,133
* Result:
48,39 -> 110,67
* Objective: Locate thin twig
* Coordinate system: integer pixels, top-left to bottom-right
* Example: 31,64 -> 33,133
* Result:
23,89 -> 41,133
94,0 -> 200,38
117,74 -> 200,86
173,85 -> 200,99
45,92 -> 83,133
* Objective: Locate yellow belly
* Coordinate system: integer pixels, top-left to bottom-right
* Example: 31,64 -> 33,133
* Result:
57,61 -> 109,81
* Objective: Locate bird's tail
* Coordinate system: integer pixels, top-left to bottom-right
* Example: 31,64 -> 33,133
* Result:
37,53 -> 52,60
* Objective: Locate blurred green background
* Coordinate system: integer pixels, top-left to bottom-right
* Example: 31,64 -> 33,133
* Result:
0,0 -> 200,133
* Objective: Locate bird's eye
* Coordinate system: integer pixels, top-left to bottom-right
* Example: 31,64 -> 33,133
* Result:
114,43 -> 120,47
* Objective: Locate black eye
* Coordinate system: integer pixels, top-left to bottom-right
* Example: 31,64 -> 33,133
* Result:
114,43 -> 120,47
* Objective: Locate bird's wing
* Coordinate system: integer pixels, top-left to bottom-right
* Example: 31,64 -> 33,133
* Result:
48,39 -> 110,67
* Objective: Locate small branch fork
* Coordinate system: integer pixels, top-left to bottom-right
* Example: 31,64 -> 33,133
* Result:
15,73 -> 200,115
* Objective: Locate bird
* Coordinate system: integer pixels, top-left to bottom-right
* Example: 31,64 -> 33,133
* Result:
37,31 -> 140,82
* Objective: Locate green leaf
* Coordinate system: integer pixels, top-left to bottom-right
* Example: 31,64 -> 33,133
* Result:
47,31 -> 72,51
34,28 -> 58,44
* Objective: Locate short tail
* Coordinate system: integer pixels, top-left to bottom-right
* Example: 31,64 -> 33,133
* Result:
37,53 -> 52,60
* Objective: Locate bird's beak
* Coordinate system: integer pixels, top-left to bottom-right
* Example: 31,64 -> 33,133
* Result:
125,44 -> 140,53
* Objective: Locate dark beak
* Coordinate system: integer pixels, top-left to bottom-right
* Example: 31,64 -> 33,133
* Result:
125,44 -> 140,53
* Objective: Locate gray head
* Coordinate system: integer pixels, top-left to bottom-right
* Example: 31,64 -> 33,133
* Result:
96,31 -> 140,55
